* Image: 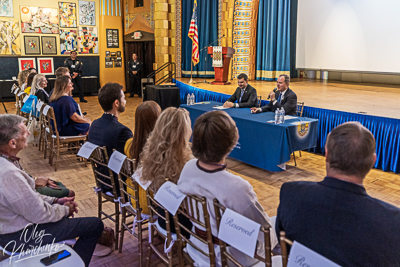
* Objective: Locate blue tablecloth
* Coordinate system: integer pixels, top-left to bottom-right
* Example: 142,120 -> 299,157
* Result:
181,101 -> 319,172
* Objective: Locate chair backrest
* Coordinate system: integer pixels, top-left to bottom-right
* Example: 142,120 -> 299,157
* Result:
174,194 -> 216,267
213,199 -> 273,267
89,146 -> 119,198
45,106 -> 59,139
118,157 -> 140,216
296,102 -> 305,117
280,231 -> 293,267
258,96 -> 262,108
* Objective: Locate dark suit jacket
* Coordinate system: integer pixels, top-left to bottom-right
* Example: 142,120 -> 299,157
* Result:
261,88 -> 297,115
226,84 -> 257,108
88,113 -> 133,193
276,176 -> 400,267
128,60 -> 143,77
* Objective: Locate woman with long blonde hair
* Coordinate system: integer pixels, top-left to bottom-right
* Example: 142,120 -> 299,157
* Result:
30,74 -> 50,103
49,76 -> 91,136
136,107 -> 193,237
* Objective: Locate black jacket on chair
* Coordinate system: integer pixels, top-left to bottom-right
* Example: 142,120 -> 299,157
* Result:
261,88 -> 297,115
276,176 -> 400,267
88,113 -> 133,194
226,84 -> 258,108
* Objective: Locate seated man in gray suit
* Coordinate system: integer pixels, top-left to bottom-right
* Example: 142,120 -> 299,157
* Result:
223,73 -> 257,108
251,74 -> 297,116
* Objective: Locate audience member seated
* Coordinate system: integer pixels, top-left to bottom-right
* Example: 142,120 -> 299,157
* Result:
50,67 -> 72,98
0,114 -> 103,267
178,110 -> 278,266
29,67 -> 37,74
17,69 -> 30,92
49,76 -> 91,136
124,101 -> 161,214
88,82 -> 132,194
24,72 -> 37,95
138,107 -> 193,237
31,74 -> 50,103
276,122 -> 400,267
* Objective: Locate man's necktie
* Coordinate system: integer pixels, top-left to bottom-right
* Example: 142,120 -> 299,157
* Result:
239,90 -> 245,103
277,93 -> 282,103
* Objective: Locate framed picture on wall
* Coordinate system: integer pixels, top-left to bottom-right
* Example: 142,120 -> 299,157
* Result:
114,61 -> 122,68
107,28 -> 119,48
41,36 -> 57,55
24,36 -> 40,55
38,58 -> 54,75
18,58 -> 36,72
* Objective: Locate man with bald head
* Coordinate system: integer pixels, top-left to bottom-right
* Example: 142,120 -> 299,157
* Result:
276,122 -> 400,266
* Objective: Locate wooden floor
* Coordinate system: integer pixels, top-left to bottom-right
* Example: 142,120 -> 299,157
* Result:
177,78 -> 400,119
1,79 -> 400,266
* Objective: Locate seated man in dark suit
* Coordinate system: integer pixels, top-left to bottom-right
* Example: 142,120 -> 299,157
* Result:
88,83 -> 133,193
251,74 -> 297,115
276,122 -> 400,267
223,73 -> 257,108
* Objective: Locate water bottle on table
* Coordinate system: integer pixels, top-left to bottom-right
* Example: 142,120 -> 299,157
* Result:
191,93 -> 195,105
187,94 -> 190,105
281,107 -> 285,123
275,109 -> 279,124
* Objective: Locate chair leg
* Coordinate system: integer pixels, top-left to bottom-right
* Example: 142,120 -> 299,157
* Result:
118,209 -> 125,253
55,139 -> 60,171
299,151 -> 302,157
146,244 -> 152,267
97,194 -> 102,219
114,202 -> 120,251
138,221 -> 143,267
293,152 -> 297,166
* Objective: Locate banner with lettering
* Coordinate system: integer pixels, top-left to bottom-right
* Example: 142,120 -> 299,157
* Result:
154,181 -> 186,215
288,241 -> 341,267
217,208 -> 261,258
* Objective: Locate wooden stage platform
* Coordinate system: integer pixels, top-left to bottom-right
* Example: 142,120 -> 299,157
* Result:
177,77 -> 400,120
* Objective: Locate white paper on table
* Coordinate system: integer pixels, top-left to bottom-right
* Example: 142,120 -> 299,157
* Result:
218,208 -> 261,258
17,91 -> 24,97
288,241 -> 341,267
108,150 -> 127,174
22,95 -> 29,103
213,105 -> 229,110
36,101 -> 44,111
154,181 -> 186,215
77,142 -> 99,159
42,105 -> 51,116
284,115 -> 298,120
132,167 -> 152,190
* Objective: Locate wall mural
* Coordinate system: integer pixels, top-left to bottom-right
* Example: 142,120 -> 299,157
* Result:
0,19 -> 21,55
60,29 -> 77,54
0,0 -> 13,17
20,6 -> 59,34
59,2 -> 77,28
78,26 -> 98,54
79,1 -> 95,26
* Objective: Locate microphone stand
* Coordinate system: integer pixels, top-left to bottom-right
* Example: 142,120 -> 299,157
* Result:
195,38 -> 221,84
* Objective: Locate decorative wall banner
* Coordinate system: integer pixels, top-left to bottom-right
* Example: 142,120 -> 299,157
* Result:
106,29 -> 119,48
41,36 -> 57,55
78,26 -> 98,54
20,6 -> 59,34
0,0 -> 13,17
79,1 -> 96,26
24,36 -> 40,55
18,58 -> 36,72
59,2 -> 77,28
38,58 -> 54,75
60,29 -> 77,54
0,19 -> 21,55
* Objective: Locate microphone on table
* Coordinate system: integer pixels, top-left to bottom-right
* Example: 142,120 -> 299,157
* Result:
267,87 -> 278,100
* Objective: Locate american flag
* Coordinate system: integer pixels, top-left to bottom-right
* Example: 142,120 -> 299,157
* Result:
188,0 -> 199,66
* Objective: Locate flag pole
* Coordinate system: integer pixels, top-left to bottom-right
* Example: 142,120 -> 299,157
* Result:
189,58 -> 194,84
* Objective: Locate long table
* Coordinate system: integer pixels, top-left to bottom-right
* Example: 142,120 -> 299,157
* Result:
181,101 -> 319,172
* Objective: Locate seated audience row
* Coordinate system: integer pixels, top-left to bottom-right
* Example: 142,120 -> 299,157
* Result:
0,114 -> 103,267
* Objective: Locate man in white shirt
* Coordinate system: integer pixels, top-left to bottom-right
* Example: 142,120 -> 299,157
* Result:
251,74 -> 297,115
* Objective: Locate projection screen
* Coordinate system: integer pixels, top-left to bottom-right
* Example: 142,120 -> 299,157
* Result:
296,0 -> 400,73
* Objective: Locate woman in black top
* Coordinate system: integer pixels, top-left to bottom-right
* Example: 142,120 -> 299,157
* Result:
31,74 -> 50,103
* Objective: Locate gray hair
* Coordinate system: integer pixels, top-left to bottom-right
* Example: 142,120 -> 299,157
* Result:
30,74 -> 46,96
279,74 -> 290,84
0,115 -> 26,147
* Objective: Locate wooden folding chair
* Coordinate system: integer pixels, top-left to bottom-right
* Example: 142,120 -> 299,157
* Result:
88,146 -> 120,251
145,185 -> 176,267
292,102 -> 305,166
117,157 -> 151,267
279,231 -> 293,267
214,199 -> 279,267
258,96 -> 262,108
37,103 -> 47,152
45,107 -> 87,171
175,195 -> 216,267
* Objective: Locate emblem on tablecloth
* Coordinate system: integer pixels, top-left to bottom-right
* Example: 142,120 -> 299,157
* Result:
297,123 -> 309,137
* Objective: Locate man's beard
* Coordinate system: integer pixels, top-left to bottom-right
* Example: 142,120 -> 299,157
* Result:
118,104 -> 125,113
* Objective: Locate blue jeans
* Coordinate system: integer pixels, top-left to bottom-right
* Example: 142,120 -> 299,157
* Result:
0,217 -> 104,267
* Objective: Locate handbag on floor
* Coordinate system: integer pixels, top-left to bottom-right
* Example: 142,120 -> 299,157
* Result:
97,227 -> 114,247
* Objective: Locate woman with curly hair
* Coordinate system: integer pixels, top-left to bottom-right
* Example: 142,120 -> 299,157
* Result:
135,107 -> 193,237
17,69 -> 30,91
